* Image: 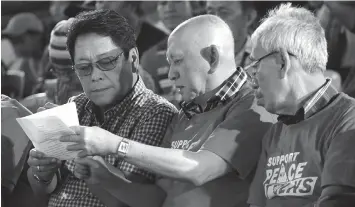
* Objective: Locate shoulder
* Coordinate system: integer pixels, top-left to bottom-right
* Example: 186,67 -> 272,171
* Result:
332,93 -> 355,131
136,91 -> 178,120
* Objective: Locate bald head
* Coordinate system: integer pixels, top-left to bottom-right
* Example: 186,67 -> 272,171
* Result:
168,14 -> 235,59
166,15 -> 238,102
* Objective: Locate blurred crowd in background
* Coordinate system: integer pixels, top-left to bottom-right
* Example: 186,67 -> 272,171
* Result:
1,1 -> 355,111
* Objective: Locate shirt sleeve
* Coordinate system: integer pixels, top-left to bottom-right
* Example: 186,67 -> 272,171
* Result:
321,119 -> 355,189
200,95 -> 275,179
117,105 -> 177,182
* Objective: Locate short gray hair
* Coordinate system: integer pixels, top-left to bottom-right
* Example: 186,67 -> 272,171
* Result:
250,3 -> 328,73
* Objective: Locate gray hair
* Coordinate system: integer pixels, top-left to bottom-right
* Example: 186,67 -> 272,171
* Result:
250,3 -> 328,73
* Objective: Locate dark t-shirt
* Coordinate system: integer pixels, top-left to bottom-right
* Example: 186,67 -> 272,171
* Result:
248,93 -> 355,207
159,86 -> 277,207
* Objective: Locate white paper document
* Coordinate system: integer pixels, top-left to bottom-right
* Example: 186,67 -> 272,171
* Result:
16,102 -> 80,160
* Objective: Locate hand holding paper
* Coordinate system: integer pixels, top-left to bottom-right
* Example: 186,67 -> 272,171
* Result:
60,125 -> 121,157
16,102 -> 81,160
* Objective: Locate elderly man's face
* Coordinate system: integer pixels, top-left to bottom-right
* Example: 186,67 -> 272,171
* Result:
167,37 -> 208,102
157,1 -> 192,31
250,43 -> 290,114
206,1 -> 249,48
73,33 -> 134,108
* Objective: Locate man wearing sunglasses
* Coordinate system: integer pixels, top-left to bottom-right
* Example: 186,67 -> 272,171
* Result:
247,4 -> 355,207
26,10 -> 177,207
60,14 -> 276,207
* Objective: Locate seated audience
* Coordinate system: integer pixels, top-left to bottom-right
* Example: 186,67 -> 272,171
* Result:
246,3 -> 355,207
61,14 -> 276,207
206,1 -> 257,67
2,13 -> 46,98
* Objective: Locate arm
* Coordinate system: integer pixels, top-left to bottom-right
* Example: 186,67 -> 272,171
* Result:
112,98 -> 273,186
85,108 -> 176,207
318,127 -> 355,205
324,2 -> 355,33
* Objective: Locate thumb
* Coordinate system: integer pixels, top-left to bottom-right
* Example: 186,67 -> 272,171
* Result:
69,125 -> 84,135
75,157 -> 99,168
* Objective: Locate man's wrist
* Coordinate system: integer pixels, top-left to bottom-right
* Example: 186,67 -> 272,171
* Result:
110,133 -> 123,154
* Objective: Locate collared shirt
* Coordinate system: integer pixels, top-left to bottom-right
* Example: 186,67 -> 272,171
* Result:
180,66 -> 248,119
278,78 -> 338,125
48,77 -> 178,207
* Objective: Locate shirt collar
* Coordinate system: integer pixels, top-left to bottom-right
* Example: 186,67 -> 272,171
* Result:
278,78 -> 338,124
180,66 -> 248,119
84,76 -> 146,117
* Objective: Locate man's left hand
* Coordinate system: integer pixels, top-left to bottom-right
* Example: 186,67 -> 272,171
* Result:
74,156 -> 113,185
60,126 -> 122,157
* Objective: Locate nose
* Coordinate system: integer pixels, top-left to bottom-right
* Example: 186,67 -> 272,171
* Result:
168,66 -> 180,81
91,65 -> 103,82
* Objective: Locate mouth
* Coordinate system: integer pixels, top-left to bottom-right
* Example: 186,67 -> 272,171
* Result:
91,88 -> 109,93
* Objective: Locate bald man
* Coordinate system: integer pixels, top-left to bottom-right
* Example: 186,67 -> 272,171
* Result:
61,15 -> 276,207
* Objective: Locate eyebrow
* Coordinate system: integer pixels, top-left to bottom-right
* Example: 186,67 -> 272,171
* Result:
76,48 -> 120,62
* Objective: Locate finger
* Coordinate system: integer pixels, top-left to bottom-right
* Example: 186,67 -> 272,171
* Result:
66,143 -> 85,151
77,150 -> 89,158
37,107 -> 46,113
75,165 -> 90,176
75,157 -> 99,168
69,125 -> 84,135
28,157 -> 59,167
60,134 -> 82,143
33,163 -> 60,172
74,170 -> 89,180
29,149 -> 46,158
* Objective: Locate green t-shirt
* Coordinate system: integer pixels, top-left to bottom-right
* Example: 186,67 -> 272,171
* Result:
248,93 -> 355,207
158,87 -> 277,207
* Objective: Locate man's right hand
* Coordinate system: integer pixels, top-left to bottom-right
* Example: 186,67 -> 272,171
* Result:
27,149 -> 62,182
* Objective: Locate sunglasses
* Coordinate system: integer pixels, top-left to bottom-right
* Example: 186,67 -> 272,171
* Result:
73,49 -> 124,77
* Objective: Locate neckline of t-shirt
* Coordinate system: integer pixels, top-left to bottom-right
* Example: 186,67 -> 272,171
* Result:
281,92 -> 348,128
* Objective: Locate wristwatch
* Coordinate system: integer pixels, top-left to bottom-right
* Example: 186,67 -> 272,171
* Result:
116,138 -> 130,158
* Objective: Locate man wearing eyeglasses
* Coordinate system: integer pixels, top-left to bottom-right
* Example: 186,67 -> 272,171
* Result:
247,4 -> 355,207
60,14 -> 277,207
26,10 -> 177,207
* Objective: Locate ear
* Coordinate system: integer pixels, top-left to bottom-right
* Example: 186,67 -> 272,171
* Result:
200,44 -> 219,74
245,9 -> 257,28
128,47 -> 140,73
278,48 -> 291,79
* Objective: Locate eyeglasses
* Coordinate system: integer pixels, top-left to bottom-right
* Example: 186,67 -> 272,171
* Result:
73,50 -> 124,77
243,51 -> 296,84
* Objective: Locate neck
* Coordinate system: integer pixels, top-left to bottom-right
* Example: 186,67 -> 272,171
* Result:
194,65 -> 235,108
279,73 -> 327,115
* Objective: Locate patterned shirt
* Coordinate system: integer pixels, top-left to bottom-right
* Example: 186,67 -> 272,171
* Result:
48,77 -> 178,207
278,78 -> 338,125
180,66 -> 248,119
